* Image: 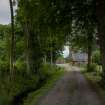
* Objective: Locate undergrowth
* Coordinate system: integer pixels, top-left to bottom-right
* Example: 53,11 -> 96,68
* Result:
0,63 -> 64,105
82,67 -> 105,103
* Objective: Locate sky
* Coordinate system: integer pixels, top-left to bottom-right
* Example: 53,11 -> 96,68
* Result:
0,0 -> 10,24
63,46 -> 69,58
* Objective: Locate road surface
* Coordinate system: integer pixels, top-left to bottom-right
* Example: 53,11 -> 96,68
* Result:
38,64 -> 104,105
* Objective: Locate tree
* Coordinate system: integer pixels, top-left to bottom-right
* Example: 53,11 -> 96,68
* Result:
16,0 -> 69,73
96,0 -> 105,83
9,0 -> 16,76
69,23 -> 96,69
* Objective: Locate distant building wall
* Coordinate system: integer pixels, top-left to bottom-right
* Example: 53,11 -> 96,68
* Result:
71,52 -> 88,64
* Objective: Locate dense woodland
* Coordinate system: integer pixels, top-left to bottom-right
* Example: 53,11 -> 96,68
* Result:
0,0 -> 105,105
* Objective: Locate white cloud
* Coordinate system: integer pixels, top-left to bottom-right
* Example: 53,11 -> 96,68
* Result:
0,0 -> 11,24
63,46 -> 69,58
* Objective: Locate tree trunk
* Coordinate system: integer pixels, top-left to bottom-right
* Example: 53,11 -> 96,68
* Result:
25,23 -> 40,74
69,46 -> 72,60
50,34 -> 53,65
23,1 -> 41,74
87,45 -> 92,71
96,0 -> 105,84
24,24 -> 30,74
87,33 -> 93,71
43,55 -> 47,64
9,0 -> 15,77
50,49 -> 53,65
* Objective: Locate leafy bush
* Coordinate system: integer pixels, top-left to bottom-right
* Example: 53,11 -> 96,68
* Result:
0,61 -> 9,78
0,61 -> 9,71
0,63 -> 63,105
87,63 -> 97,72
22,65 -> 64,105
15,59 -> 26,71
39,64 -> 59,80
0,72 -> 40,105
92,50 -> 101,65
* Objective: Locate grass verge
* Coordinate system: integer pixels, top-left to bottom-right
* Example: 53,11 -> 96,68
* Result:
83,71 -> 105,102
23,69 -> 65,105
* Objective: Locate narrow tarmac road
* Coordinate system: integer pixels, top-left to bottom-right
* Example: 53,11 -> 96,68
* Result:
38,64 -> 105,105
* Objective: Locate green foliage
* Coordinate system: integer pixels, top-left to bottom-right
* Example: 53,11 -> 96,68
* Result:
0,63 -> 63,105
0,69 -> 40,105
1,0 -> 105,104
16,0 -> 69,65
86,63 -> 97,72
0,18 -> 66,105
22,66 -> 64,105
83,72 -> 105,102
0,61 -> 9,72
15,59 -> 26,71
92,50 -> 101,65
39,64 -> 61,80
10,74 -> 39,96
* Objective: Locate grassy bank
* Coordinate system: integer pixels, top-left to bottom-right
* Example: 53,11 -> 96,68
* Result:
22,67 -> 64,105
83,71 -> 105,102
0,64 -> 64,105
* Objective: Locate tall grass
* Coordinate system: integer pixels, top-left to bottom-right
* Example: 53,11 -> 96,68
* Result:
0,63 -> 64,105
